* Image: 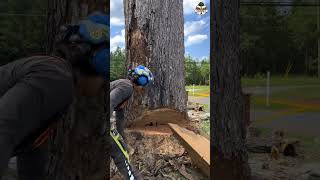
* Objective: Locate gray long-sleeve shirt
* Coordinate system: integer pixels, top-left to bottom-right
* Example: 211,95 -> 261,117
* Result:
0,56 -> 74,178
110,79 -> 133,135
0,56 -> 74,135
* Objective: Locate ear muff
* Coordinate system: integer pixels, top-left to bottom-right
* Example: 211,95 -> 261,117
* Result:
137,76 -> 148,86
90,48 -> 109,78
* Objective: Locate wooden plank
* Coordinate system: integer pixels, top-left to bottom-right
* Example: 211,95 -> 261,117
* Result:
168,123 -> 210,177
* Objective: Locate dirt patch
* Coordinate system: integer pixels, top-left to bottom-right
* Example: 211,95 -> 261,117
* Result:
248,127 -> 320,180
297,98 -> 320,107
111,109 -> 210,179
168,123 -> 210,176
111,131 -> 208,180
250,153 -> 320,180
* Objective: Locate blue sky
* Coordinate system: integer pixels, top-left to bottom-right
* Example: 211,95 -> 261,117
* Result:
110,0 -> 210,61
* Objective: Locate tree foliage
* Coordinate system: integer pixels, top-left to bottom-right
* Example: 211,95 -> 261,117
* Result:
110,48 -> 210,85
0,0 -> 47,65
240,0 -> 319,77
185,55 -> 210,85
110,47 -> 126,81
1,0 -> 318,77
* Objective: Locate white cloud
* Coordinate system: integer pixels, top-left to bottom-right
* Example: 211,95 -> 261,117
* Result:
111,29 -> 125,51
185,34 -> 207,47
110,0 -> 125,26
111,0 -> 209,25
111,17 -> 125,26
184,19 -> 207,36
111,0 -> 209,24
183,0 -> 207,15
200,56 -> 209,60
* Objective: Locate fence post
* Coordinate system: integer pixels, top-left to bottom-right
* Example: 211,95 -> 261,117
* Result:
266,71 -> 270,107
192,84 -> 195,96
244,93 -> 251,127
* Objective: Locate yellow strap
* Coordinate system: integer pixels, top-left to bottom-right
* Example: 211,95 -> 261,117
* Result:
110,130 -> 130,162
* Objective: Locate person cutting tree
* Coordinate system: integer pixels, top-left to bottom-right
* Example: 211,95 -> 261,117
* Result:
109,65 -> 154,180
0,9 -> 152,180
0,12 -> 109,180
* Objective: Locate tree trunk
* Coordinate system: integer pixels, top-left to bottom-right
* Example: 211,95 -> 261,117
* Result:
211,0 -> 251,179
46,1 -> 109,180
123,0 -> 187,125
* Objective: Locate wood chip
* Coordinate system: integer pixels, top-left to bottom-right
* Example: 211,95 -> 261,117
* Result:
179,164 -> 194,180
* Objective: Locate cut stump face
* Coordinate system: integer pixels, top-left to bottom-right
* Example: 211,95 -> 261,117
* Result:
127,108 -> 188,135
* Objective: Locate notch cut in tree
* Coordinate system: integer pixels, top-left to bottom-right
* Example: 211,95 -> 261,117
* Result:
46,1 -> 109,180
127,108 -> 190,136
123,0 -> 187,126
211,0 -> 251,179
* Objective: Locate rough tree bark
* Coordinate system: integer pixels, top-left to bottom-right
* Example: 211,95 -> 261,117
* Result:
211,0 -> 251,179
46,1 -> 109,180
123,0 -> 187,125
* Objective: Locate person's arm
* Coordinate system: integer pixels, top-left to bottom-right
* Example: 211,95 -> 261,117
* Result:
110,80 -> 133,120
0,62 -> 19,96
115,109 -> 126,137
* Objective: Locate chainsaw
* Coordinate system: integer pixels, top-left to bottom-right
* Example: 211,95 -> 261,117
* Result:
110,128 -> 139,180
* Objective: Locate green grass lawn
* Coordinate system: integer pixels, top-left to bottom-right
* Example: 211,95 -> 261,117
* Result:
201,118 -> 210,138
187,76 -> 320,111
251,86 -> 320,111
187,76 -> 320,96
186,77 -> 320,139
269,86 -> 320,100
186,85 -> 210,95
242,76 -> 320,87
187,76 -> 320,92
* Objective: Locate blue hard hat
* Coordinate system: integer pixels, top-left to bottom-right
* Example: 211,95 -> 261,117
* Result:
129,65 -> 154,86
78,12 -> 109,45
90,48 -> 109,78
77,12 -> 109,79
137,76 -> 148,86
87,12 -> 109,25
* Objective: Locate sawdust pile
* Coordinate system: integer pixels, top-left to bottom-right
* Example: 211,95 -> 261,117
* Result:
110,131 -> 207,180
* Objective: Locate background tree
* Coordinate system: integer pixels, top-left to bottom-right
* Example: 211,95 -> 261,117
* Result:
0,0 -> 47,65
287,0 -> 319,75
110,49 -> 210,85
185,55 -> 201,85
123,0 -> 187,125
111,47 -> 126,81
240,0 -> 319,77
211,0 -> 251,179
46,1 -> 109,180
199,59 -> 210,85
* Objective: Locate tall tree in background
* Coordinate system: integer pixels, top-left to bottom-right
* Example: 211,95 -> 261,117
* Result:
240,5 -> 297,76
287,0 -> 319,75
211,0 -> 251,179
123,0 -> 187,125
0,0 -> 47,64
46,1 -> 109,180
111,47 -> 126,81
